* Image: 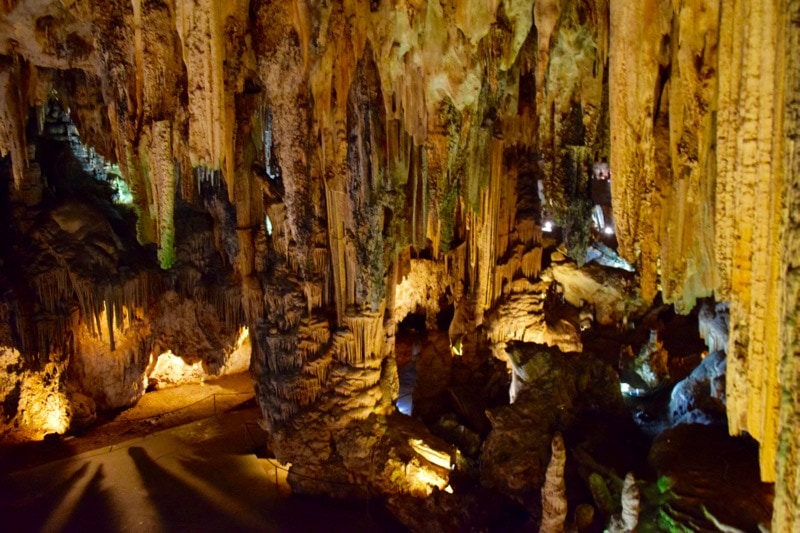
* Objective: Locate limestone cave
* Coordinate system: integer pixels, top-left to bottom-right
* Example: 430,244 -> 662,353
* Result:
0,0 -> 798,531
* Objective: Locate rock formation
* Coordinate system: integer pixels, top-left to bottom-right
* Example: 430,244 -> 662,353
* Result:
608,472 -> 638,533
0,0 -> 798,530
539,432 -> 567,533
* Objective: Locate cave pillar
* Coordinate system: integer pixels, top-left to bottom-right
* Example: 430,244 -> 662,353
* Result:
609,0 -> 672,303
775,2 -> 800,529
716,0 -> 788,485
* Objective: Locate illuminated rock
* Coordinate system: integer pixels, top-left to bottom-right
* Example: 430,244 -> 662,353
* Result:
539,432 -> 567,533
0,0 -> 798,529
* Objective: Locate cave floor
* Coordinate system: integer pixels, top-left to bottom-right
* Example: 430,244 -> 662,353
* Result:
0,396 -> 400,532
0,372 -> 257,473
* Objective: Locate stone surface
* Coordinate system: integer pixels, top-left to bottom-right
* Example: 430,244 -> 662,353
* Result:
550,258 -> 649,328
649,424 -> 773,532
669,350 -> 727,427
480,342 -> 624,513
0,1 -> 797,529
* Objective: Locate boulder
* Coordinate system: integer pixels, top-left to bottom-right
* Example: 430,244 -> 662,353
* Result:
480,343 -> 624,511
669,350 -> 726,426
550,259 -> 648,327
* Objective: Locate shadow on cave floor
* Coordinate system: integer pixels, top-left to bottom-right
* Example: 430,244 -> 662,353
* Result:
0,372 -> 255,475
0,405 -> 400,532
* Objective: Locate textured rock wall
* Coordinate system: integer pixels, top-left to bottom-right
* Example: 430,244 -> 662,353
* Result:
0,0 -> 798,525
609,1 -> 796,516
775,0 -> 800,528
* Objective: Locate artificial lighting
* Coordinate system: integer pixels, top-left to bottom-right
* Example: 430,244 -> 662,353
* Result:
408,462 -> 449,495
543,221 -> 554,232
450,338 -> 463,356
620,382 -> 647,397
43,394 -> 70,435
603,226 -> 614,235
408,438 -> 452,470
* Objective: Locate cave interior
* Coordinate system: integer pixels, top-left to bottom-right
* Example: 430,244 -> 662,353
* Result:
0,0 -> 798,531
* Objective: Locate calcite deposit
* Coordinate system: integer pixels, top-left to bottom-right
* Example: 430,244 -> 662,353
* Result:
0,0 -> 798,530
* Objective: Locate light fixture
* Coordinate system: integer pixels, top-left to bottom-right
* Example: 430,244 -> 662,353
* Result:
603,226 -> 614,235
543,221 -> 554,233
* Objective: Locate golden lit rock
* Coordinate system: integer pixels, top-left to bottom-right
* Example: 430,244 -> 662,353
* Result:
0,1 -> 798,530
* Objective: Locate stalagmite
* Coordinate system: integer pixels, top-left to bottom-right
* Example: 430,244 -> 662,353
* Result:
608,472 -> 639,533
539,432 -> 567,533
1,1 -> 798,529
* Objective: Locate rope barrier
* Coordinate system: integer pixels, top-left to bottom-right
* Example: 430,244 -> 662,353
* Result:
120,391 -> 253,422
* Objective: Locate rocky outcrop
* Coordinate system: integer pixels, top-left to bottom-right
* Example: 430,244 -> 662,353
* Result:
0,1 -> 798,528
608,2 -> 796,512
480,343 -> 624,513
697,300 -> 729,355
669,350 -> 726,427
486,278 -> 583,358
549,256 -> 649,327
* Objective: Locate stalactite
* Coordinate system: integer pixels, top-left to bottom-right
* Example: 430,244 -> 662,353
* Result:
0,60 -> 28,191
32,268 -> 71,314
312,248 -> 329,276
337,306 -> 386,366
271,373 -> 324,406
325,180 -> 348,324
105,299 -> 115,352
146,121 -> 177,269
174,0 -> 228,179
517,220 -> 542,247
609,0 -> 668,302
241,276 -> 263,323
303,355 -> 332,384
468,138 -> 506,320
521,248 -> 543,279
196,165 -> 222,195
717,0 -> 787,482
774,2 -> 800,530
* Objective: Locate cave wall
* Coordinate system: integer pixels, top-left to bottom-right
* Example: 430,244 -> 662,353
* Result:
609,0 -> 794,499
0,0 -> 798,527
777,0 -> 800,526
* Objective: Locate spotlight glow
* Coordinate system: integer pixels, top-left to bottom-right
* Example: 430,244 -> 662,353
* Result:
603,226 -> 614,235
543,221 -> 554,232
408,438 -> 452,470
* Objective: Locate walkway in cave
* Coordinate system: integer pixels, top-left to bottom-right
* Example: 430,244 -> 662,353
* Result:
0,372 -> 255,474
0,399 -> 402,532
